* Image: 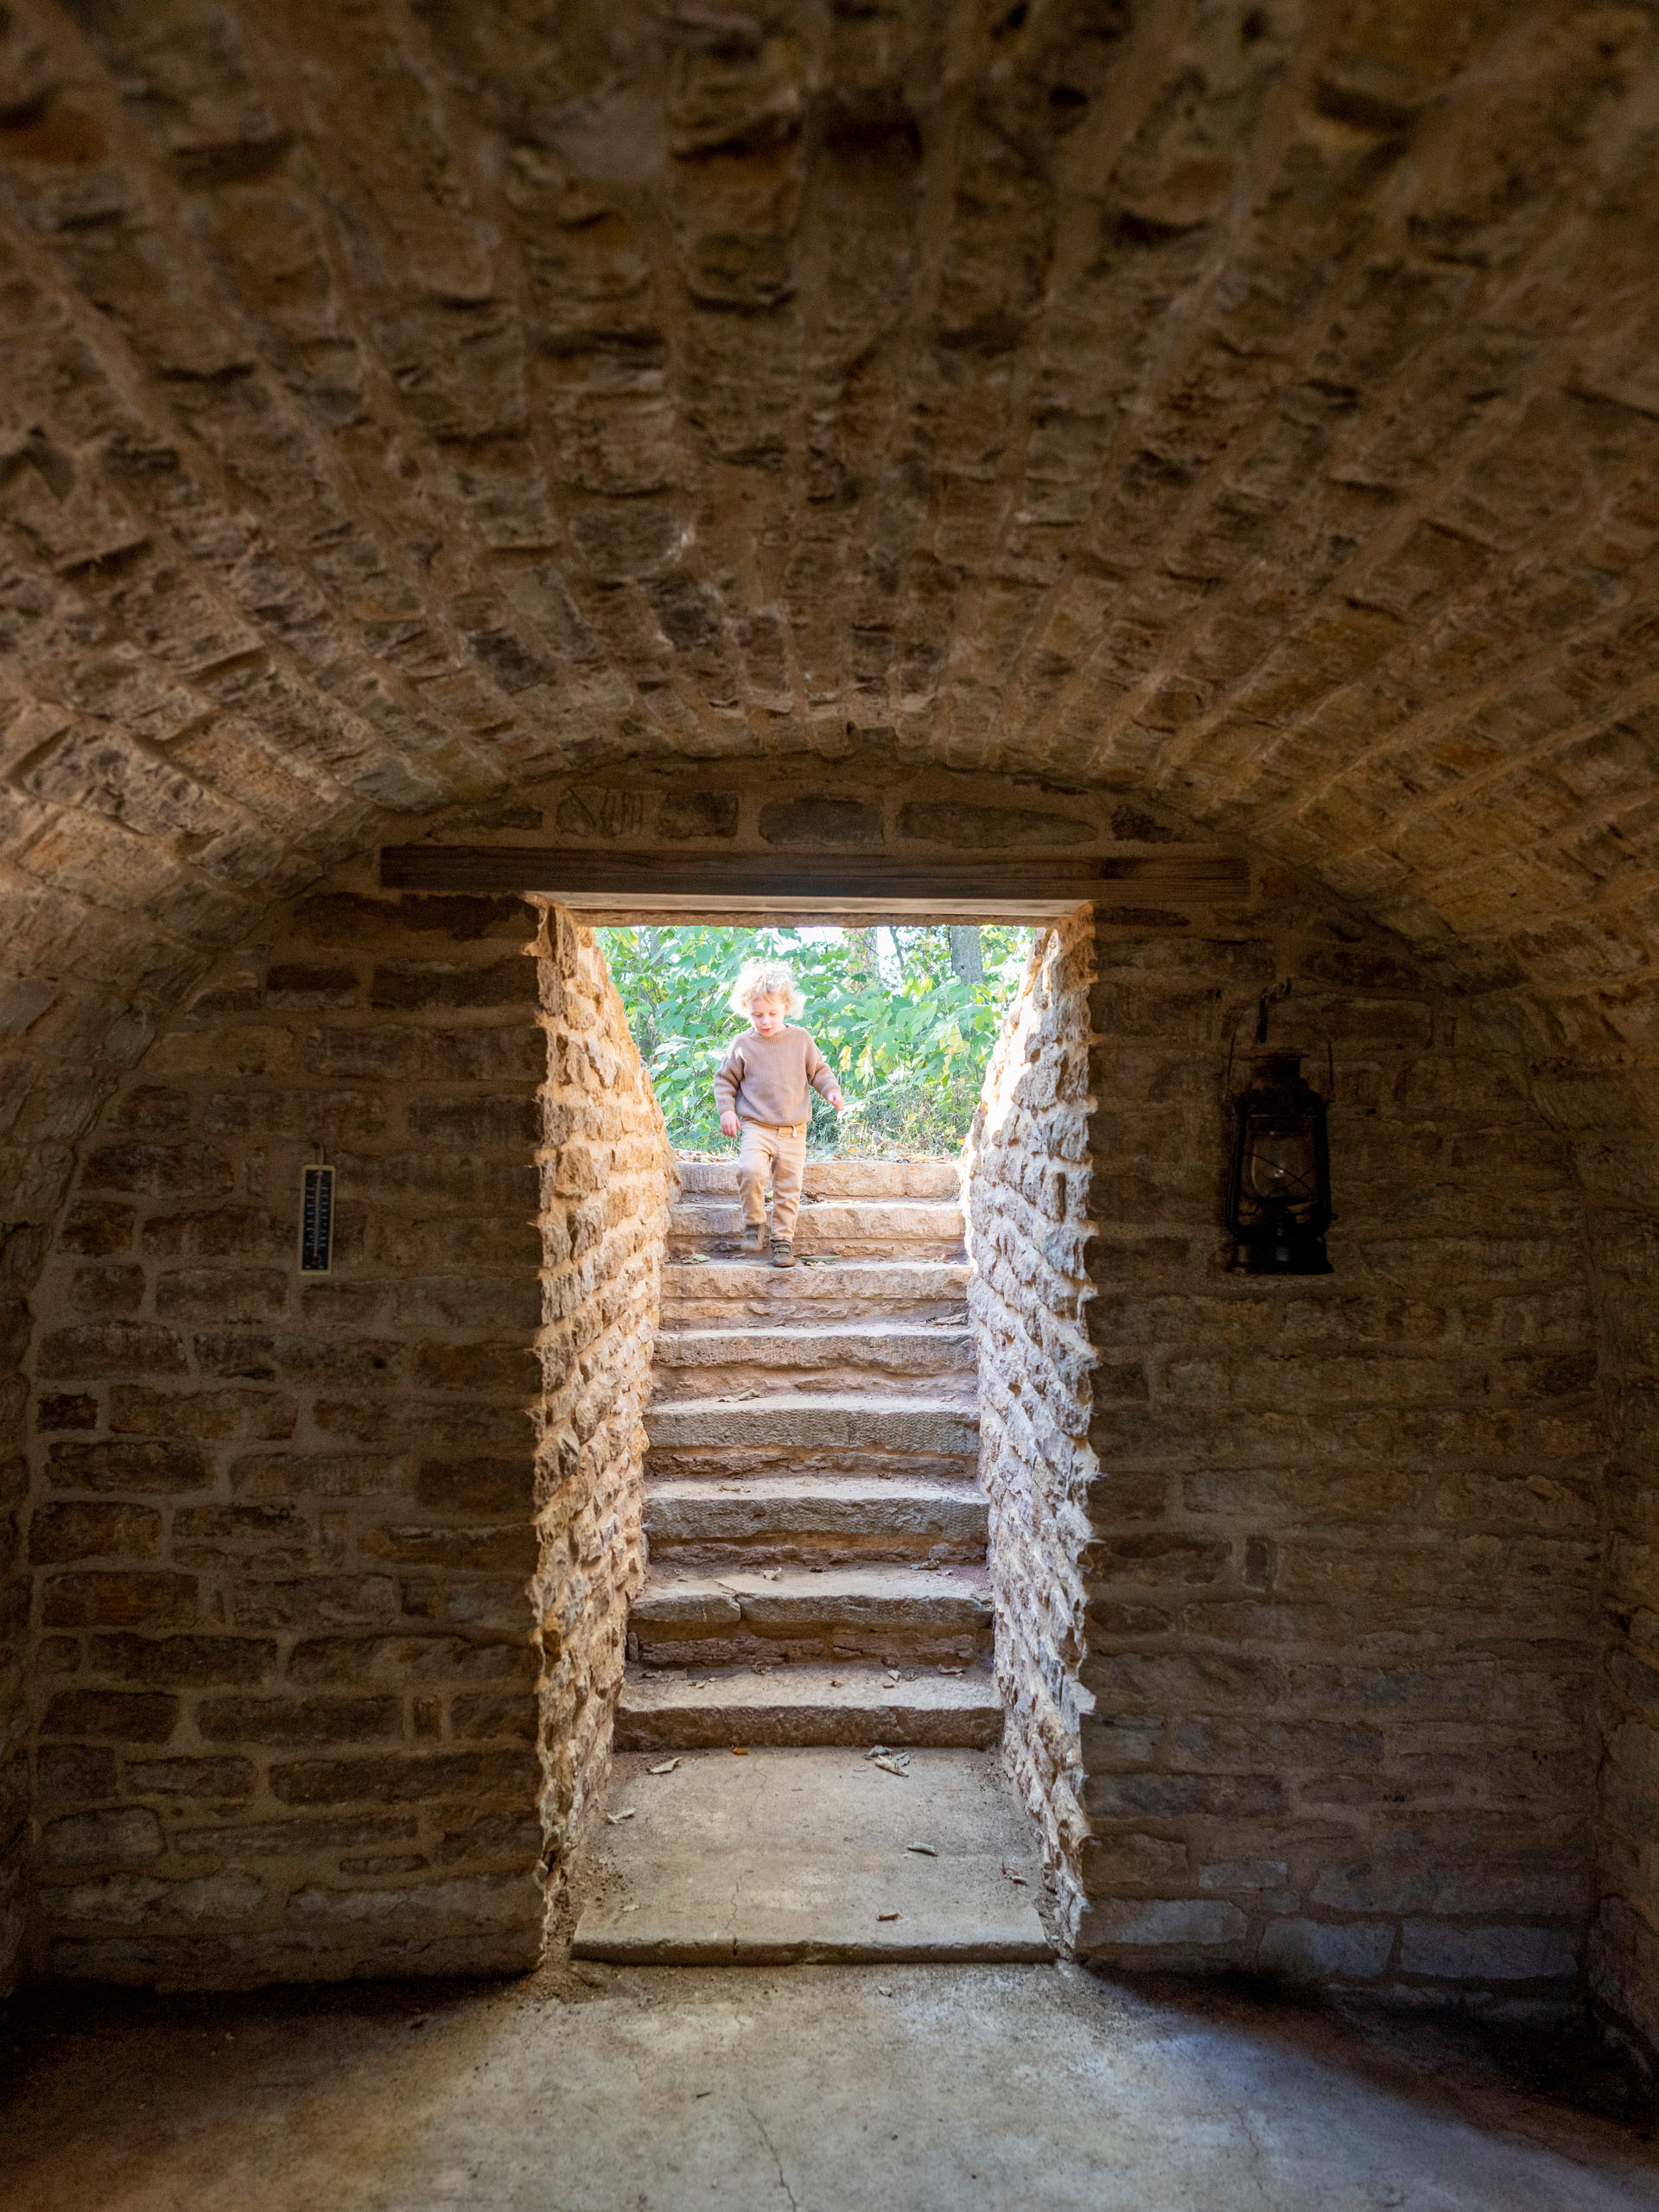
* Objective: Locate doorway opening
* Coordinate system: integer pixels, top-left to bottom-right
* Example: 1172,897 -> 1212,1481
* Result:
595,920 -> 1036,1160
556,910 -> 1088,1966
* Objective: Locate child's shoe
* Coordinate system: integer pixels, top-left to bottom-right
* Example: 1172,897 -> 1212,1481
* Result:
741,1223 -> 766,1254
770,1237 -> 794,1268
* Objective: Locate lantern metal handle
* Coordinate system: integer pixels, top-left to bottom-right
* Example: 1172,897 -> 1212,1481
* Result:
1223,984 -> 1334,1105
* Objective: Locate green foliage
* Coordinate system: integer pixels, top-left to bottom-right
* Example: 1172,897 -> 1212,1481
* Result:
595,924 -> 1033,1158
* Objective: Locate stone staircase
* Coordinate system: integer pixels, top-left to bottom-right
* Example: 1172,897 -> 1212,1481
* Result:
613,1157 -> 1004,1753
573,1155 -> 1051,1966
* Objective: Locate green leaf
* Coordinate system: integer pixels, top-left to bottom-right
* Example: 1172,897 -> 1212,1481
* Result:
594,922 -> 1034,1156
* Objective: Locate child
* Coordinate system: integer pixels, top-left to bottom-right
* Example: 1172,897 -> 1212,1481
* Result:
715,957 -> 844,1267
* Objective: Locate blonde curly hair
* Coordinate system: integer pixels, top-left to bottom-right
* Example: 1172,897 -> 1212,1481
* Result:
728,957 -> 804,1021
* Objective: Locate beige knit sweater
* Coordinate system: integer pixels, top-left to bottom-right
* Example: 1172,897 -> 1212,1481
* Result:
713,1026 -> 838,1125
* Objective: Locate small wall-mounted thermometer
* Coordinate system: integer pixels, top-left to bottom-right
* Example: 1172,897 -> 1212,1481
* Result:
299,1163 -> 335,1274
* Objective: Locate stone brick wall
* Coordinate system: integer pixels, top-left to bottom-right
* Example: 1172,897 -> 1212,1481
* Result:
963,914 -> 1097,1943
1581,1190 -> 1659,2073
437,759 -> 1226,884
1080,879 -> 1601,2014
16,877 -> 669,1986
1,1265 -> 25,1992
529,903 -> 673,1886
971,868 -> 1602,2014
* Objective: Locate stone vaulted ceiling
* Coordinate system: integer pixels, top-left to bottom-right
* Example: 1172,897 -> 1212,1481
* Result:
5,0 -> 1659,1184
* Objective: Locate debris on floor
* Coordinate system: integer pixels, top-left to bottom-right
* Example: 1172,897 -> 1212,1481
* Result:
571,1749 -> 1052,1965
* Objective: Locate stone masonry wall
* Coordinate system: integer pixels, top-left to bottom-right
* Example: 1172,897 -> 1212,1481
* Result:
1,1253 -> 24,1992
529,903 -> 673,1889
17,875 -> 669,1987
1077,876 -> 1602,2018
1581,1182 -> 1659,2075
963,915 -> 1097,1946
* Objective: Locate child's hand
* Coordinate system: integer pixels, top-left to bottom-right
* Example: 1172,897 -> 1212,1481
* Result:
828,1091 -> 845,1112
720,1110 -> 741,1139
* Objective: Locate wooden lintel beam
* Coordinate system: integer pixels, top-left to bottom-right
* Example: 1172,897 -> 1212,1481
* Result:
518,902 -> 1093,925
378,844 -> 1249,904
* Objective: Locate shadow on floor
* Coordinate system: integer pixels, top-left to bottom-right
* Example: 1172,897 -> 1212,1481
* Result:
3,1961 -> 1657,2212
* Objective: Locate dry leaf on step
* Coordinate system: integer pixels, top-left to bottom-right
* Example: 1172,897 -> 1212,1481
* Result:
1001,1865 -> 1028,1885
606,1808 -> 637,1824
872,1754 -> 911,1777
878,1912 -> 900,1922
648,1758 -> 680,1776
906,1843 -> 937,1857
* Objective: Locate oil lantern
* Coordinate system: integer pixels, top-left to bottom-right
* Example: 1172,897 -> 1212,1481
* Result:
1227,1051 -> 1333,1276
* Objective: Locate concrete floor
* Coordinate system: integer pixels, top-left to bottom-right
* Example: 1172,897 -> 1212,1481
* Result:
4,1961 -> 1658,2211
574,1747 -> 1050,1962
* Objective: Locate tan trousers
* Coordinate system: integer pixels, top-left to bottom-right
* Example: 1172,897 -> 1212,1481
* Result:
738,1120 -> 807,1240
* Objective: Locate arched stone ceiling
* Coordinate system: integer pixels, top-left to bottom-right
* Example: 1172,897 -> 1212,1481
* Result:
4,0 -> 1659,1195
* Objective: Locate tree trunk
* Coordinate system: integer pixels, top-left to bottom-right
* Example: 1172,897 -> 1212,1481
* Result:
948,925 -> 984,986
843,928 -> 880,982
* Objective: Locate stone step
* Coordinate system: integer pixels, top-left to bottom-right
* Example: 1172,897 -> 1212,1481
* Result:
572,1748 -> 1051,1966
646,1395 -> 978,1454
668,1196 -> 963,1260
658,1257 -> 969,1327
677,1158 -> 961,1201
613,1662 -> 1003,1750
628,1566 -> 994,1669
653,1323 -> 977,1396
644,1477 -> 988,1563
645,1394 -> 980,1481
